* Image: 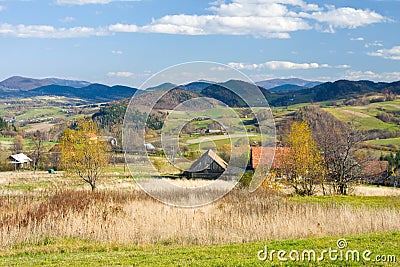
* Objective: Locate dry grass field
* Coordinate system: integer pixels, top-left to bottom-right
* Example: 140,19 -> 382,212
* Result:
0,170 -> 399,252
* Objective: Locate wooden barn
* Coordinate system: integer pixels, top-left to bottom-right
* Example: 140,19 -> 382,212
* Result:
184,149 -> 227,179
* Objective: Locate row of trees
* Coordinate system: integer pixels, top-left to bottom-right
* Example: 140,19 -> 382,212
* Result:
3,131 -> 50,173
278,106 -> 368,196
1,117 -> 108,191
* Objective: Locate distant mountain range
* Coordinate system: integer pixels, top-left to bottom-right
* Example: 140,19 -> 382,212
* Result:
268,80 -> 400,106
1,76 -> 400,106
0,76 -> 91,91
255,78 -> 322,91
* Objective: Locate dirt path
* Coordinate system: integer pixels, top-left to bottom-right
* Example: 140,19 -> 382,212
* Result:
186,133 -> 256,144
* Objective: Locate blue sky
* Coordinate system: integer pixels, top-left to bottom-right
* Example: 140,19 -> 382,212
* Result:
0,0 -> 399,87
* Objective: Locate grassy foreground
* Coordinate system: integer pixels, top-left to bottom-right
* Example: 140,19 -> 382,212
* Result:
1,232 -> 398,266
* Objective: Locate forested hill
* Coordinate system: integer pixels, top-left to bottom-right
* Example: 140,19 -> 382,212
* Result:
269,80 -> 400,106
0,83 -> 138,103
2,77 -> 400,106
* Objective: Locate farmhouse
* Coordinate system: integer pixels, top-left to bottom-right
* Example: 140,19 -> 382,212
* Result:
205,129 -> 223,135
8,153 -> 32,170
184,149 -> 227,179
250,146 -> 289,170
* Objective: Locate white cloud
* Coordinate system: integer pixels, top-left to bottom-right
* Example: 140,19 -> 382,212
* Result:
365,41 -> 383,48
350,37 -> 364,41
108,1 -> 386,38
228,60 -> 327,70
109,15 -> 309,38
0,0 -> 388,39
344,70 -> 400,81
107,71 -> 134,77
335,64 -> 351,69
0,23 -> 109,38
56,0 -> 140,5
108,23 -> 138,32
368,46 -> 400,60
60,16 -> 75,23
306,7 -> 385,30
111,50 -> 123,54
0,6 -> 4,12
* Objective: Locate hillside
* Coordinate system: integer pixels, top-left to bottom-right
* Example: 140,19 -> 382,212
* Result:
270,80 -> 400,106
0,83 -> 138,103
268,84 -> 305,92
201,80 -> 272,107
0,76 -> 52,91
0,76 -> 91,91
256,78 -> 321,90
2,76 -> 400,107
42,78 -> 90,88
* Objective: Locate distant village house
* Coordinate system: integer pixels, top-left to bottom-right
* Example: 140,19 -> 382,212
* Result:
8,153 -> 32,170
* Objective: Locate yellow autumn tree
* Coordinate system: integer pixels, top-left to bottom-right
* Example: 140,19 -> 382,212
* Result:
60,118 -> 109,191
282,121 -> 324,196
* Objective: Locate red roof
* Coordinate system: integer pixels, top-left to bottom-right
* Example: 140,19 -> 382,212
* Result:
251,147 -> 289,170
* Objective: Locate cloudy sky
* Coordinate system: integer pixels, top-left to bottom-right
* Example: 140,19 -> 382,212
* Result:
0,0 -> 399,86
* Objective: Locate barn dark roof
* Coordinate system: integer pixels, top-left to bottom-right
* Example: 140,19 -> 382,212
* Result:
187,149 -> 227,173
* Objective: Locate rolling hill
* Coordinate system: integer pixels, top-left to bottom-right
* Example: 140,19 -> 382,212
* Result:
2,75 -> 400,107
0,83 -> 138,103
256,78 -> 321,90
269,80 -> 400,106
0,76 -> 91,91
0,76 -> 52,91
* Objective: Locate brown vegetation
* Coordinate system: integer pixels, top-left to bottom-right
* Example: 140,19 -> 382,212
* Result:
0,188 -> 399,249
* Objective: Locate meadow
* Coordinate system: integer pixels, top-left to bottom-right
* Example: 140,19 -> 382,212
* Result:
322,98 -> 400,132
0,169 -> 399,265
0,232 -> 398,266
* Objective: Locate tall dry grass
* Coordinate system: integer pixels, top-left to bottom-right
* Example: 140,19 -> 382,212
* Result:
1,188 -> 399,249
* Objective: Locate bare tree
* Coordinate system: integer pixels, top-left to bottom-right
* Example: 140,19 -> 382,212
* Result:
31,130 -> 47,173
318,123 -> 367,195
296,106 -> 369,195
12,135 -> 24,153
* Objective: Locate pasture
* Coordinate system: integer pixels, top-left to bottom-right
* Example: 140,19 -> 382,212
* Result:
0,232 -> 398,266
322,99 -> 400,132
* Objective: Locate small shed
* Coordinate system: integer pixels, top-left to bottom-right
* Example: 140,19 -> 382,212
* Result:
205,129 -> 222,134
8,153 -> 32,170
184,149 -> 227,179
144,143 -> 156,152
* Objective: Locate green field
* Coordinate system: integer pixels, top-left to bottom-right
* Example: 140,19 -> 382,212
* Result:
322,99 -> 400,132
323,108 -> 398,131
0,232 -> 398,266
367,137 -> 400,146
15,106 -> 63,120
288,194 -> 400,208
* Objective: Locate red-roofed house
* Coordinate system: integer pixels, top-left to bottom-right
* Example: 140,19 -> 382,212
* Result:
250,146 -> 289,170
